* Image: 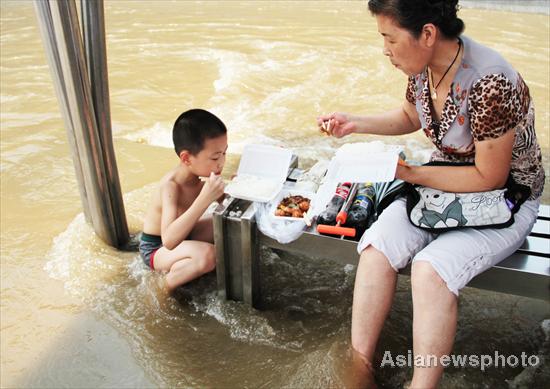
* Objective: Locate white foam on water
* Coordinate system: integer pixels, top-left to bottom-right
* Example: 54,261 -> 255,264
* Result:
0,94 -> 20,103
461,0 -> 550,14
249,39 -> 292,52
197,292 -> 304,351
44,215 -> 83,282
116,40 -> 399,166
172,47 -> 249,94
226,136 -> 283,155
0,112 -> 59,128
281,350 -> 342,388
1,144 -> 50,166
123,121 -> 173,148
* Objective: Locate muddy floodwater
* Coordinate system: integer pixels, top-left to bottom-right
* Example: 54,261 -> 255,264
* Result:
1,1 -> 549,388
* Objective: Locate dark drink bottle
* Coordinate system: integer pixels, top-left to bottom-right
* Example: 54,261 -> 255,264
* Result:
317,182 -> 352,225
346,183 -> 375,234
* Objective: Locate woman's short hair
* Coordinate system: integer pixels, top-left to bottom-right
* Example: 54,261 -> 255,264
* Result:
368,0 -> 465,39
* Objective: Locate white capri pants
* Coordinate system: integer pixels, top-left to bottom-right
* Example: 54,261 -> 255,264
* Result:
357,197 -> 540,296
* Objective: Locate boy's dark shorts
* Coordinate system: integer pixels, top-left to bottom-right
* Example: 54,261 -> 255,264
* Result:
139,232 -> 162,269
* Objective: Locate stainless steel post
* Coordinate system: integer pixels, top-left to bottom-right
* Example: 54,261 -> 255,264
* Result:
240,205 -> 260,307
213,202 -> 228,300
34,0 -> 92,224
34,0 -> 128,247
81,0 -> 129,247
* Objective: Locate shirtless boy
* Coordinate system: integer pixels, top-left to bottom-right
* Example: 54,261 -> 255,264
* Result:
139,109 -> 227,292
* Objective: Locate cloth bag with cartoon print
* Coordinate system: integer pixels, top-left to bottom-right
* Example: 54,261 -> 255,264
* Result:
404,162 -> 531,233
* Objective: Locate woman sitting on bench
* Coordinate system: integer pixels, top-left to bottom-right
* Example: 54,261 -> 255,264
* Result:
318,0 -> 545,387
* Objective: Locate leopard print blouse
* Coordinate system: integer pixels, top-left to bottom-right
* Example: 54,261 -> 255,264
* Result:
406,35 -> 544,200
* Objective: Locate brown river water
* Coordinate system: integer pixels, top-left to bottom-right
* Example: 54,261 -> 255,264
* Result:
1,1 -> 549,388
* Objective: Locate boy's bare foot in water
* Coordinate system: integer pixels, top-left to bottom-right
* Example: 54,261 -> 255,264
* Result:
157,274 -> 171,295
144,273 -> 171,310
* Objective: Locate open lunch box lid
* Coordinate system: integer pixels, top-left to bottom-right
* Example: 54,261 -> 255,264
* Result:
325,142 -> 403,184
224,144 -> 293,202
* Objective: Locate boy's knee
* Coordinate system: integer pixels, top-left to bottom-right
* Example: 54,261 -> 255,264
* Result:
200,245 -> 216,273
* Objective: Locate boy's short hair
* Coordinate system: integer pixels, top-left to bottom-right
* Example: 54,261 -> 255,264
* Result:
172,109 -> 227,156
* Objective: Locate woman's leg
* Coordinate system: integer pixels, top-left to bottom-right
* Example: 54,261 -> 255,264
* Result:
348,246 -> 398,389
407,199 -> 539,387
352,198 -> 434,361
410,261 -> 457,388
351,246 -> 398,361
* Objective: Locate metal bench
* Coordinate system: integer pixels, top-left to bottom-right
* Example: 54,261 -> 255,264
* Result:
213,164 -> 550,308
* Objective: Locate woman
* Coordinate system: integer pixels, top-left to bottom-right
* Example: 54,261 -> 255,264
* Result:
318,0 -> 545,387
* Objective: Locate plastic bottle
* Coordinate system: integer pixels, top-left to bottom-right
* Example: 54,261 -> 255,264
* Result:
346,183 -> 376,234
317,182 -> 352,225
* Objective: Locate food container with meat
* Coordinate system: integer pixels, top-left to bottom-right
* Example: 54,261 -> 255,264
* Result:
270,189 -> 315,221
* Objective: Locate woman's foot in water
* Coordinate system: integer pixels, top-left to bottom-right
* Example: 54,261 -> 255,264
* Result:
342,348 -> 378,389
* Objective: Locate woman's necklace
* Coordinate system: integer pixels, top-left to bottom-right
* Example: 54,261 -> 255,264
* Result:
429,39 -> 462,101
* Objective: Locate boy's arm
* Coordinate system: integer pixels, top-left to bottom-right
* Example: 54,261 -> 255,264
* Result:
160,175 -> 224,250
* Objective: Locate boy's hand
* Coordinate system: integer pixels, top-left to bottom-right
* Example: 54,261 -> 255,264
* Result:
199,172 -> 225,205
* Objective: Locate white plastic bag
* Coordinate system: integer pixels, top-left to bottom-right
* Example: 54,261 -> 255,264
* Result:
254,181 -> 331,244
254,201 -> 308,244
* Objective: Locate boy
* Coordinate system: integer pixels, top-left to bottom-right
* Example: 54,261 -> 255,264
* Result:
139,109 -> 227,293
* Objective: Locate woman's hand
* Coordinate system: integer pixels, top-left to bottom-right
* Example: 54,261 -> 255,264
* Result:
317,112 -> 357,138
395,159 -> 412,182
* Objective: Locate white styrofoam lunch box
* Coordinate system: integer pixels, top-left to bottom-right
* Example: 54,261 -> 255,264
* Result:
324,142 -> 403,184
224,144 -> 293,203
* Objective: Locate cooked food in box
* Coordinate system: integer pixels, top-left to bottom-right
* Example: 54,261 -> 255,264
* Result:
274,195 -> 310,218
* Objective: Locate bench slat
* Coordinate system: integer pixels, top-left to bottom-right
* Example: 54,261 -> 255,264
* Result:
260,229 -> 359,266
518,235 -> 550,258
496,252 -> 550,275
263,227 -> 550,260
466,259 -> 549,300
261,230 -> 550,264
538,204 -> 550,220
531,218 -> 549,238
262,225 -> 550,253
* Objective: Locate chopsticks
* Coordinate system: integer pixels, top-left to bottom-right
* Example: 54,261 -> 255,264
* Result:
320,119 -> 332,136
199,175 -> 229,183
